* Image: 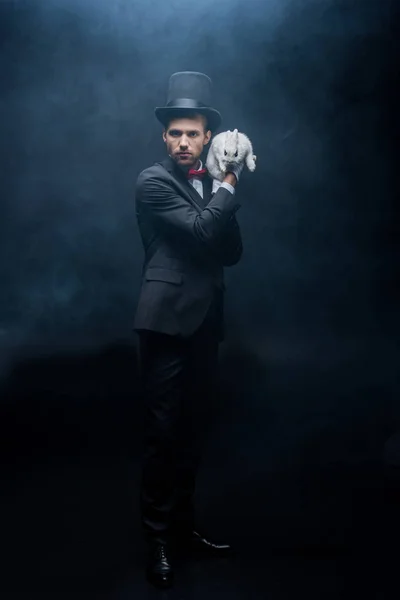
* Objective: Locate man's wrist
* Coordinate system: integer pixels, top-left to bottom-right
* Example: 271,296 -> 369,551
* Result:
223,172 -> 237,186
212,179 -> 235,195
220,181 -> 235,195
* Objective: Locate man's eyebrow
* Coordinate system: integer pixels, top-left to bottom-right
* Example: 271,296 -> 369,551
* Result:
168,128 -> 200,134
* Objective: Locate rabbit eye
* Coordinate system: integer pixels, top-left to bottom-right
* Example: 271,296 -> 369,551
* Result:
234,151 -> 238,157
224,150 -> 227,156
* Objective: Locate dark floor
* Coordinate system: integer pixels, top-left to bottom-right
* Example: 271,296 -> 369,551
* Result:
1,446 -> 398,599
0,336 -> 398,598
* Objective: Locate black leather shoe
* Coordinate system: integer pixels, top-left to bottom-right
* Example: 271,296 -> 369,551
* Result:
146,542 -> 174,588
187,530 -> 234,556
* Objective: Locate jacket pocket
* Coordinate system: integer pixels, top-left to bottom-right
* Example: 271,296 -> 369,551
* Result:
145,267 -> 183,285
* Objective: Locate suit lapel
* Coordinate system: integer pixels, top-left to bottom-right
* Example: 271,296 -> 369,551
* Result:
158,157 -> 208,211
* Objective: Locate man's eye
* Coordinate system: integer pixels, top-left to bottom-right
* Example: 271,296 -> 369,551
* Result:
189,132 -> 198,137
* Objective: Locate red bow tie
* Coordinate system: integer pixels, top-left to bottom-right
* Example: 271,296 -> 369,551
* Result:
187,167 -> 208,180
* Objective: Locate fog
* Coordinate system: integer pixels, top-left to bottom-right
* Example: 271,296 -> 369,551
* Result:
0,3 -> 398,589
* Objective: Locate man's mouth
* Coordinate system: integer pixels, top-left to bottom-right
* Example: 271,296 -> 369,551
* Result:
177,152 -> 191,158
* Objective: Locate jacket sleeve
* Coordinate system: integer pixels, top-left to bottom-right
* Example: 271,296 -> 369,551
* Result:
136,174 -> 242,260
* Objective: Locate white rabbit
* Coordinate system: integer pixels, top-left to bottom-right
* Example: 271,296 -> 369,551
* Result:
206,129 -> 257,182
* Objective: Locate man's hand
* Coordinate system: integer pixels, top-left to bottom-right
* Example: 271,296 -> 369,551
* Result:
226,161 -> 244,183
211,161 -> 244,194
212,162 -> 245,192
223,172 -> 237,187
212,174 -> 236,194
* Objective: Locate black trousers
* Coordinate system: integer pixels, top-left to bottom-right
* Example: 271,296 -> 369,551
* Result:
137,300 -> 221,545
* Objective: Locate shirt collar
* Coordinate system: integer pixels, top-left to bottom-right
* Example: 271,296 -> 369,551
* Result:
188,159 -> 203,178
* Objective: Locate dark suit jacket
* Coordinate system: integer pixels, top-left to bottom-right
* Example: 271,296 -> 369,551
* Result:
133,156 -> 243,339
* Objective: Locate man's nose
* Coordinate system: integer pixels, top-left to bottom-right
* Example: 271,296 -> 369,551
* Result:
179,136 -> 189,148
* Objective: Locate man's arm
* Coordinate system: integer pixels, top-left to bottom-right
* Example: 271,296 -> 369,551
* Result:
223,173 -> 237,187
135,172 -> 241,258
207,172 -> 243,266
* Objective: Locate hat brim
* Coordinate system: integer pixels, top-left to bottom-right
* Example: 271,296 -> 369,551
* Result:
155,106 -> 222,132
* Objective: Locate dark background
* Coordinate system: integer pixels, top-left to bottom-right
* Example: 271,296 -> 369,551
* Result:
0,0 -> 399,597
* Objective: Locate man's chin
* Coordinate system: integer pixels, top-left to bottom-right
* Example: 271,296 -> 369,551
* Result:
174,154 -> 196,169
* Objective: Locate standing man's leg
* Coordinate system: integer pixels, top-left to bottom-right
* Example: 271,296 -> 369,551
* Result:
138,330 -> 188,546
172,314 -> 220,541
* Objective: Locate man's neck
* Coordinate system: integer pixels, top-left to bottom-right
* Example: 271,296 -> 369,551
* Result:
194,159 -> 202,170
185,159 -> 202,171
172,156 -> 202,174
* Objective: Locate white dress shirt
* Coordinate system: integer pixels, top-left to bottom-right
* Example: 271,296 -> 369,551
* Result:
187,160 -> 235,199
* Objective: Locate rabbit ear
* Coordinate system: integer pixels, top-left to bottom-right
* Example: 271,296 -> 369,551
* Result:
233,128 -> 238,134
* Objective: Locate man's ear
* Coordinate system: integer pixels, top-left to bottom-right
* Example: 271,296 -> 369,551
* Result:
204,130 -> 212,145
162,130 -> 167,142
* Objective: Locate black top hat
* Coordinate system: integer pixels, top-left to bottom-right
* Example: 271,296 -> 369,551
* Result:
155,71 -> 222,132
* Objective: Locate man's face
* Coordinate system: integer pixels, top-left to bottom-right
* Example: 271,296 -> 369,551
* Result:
163,115 -> 211,169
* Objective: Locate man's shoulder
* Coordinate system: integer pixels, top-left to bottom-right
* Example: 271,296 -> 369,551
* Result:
138,155 -> 175,179
135,159 -> 178,197
137,161 -> 165,184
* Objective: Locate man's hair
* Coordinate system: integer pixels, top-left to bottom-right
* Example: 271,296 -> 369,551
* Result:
164,110 -> 209,133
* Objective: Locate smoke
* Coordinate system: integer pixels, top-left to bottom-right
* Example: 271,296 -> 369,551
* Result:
0,0 -> 396,368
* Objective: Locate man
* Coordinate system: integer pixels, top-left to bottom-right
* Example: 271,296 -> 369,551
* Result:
134,71 -> 244,588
